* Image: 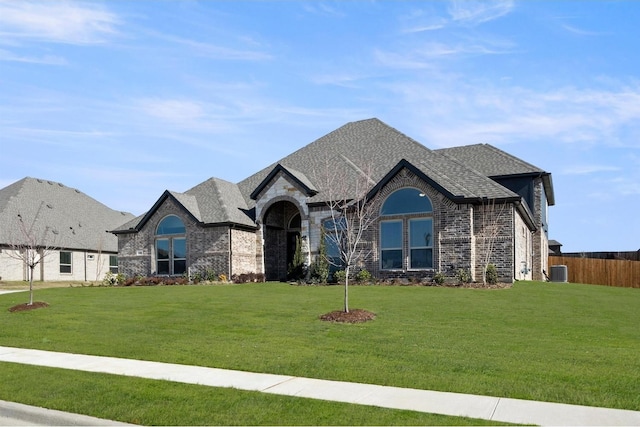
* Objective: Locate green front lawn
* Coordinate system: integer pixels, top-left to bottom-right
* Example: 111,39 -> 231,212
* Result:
1,282 -> 638,423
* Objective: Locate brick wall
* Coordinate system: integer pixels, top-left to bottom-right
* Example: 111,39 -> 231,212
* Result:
472,202 -> 515,282
117,197 -> 241,278
303,167 -> 526,283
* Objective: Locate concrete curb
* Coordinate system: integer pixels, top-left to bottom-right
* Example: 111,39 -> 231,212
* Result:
0,400 -> 133,426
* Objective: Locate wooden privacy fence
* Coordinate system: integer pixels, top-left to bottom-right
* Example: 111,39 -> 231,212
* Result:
549,256 -> 640,288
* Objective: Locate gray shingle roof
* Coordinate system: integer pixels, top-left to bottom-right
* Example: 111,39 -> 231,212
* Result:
113,177 -> 255,233
0,177 -> 134,252
238,118 -> 518,205
185,178 -> 255,227
436,143 -> 555,205
114,118 -> 554,232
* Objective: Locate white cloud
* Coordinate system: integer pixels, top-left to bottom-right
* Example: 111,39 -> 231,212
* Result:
0,48 -> 67,65
153,32 -> 273,61
382,79 -> 640,149
0,0 -> 120,45
561,24 -> 606,37
301,2 -> 346,18
138,99 -> 207,124
561,165 -> 621,175
447,0 -> 514,25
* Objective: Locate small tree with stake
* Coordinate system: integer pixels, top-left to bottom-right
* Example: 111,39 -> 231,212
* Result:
314,157 -> 380,314
6,202 -> 58,306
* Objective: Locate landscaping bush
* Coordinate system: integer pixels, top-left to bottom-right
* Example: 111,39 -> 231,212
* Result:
456,268 -> 472,285
102,271 -> 118,286
355,269 -> 372,284
333,270 -> 346,283
485,264 -> 498,285
432,271 -> 446,285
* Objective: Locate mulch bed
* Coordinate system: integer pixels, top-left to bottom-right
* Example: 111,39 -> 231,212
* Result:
320,309 -> 376,323
8,302 -> 49,312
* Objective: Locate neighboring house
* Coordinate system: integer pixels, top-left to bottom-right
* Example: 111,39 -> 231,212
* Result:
548,239 -> 563,255
0,178 -> 135,282
113,118 -> 555,283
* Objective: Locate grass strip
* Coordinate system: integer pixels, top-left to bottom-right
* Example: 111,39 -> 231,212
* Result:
0,362 -> 505,426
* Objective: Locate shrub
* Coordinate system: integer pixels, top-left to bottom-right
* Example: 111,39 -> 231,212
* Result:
287,235 -> 307,281
310,233 -> 330,284
333,270 -> 346,283
102,272 -> 118,286
310,257 -> 329,284
456,268 -> 472,285
485,264 -> 498,285
355,269 -> 372,283
205,269 -> 217,282
432,271 -> 446,285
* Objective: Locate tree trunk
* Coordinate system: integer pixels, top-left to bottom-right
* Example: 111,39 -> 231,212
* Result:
28,265 -> 34,305
344,265 -> 350,313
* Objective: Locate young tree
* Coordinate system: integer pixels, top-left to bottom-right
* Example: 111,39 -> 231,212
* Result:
6,202 -> 59,305
314,158 -> 380,313
477,198 -> 509,286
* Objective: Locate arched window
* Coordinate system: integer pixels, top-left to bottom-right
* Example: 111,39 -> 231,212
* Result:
381,188 -> 432,215
155,215 -> 186,275
380,188 -> 433,270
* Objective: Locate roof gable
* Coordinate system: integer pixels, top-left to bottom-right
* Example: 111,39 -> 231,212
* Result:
437,143 -> 555,205
123,190 -> 202,233
186,178 -> 255,227
367,159 -> 520,203
238,118 -> 536,207
250,164 -> 318,200
113,178 -> 256,233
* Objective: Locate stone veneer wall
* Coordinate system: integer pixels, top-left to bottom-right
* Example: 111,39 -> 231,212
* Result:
230,227 -> 260,275
253,172 -> 312,280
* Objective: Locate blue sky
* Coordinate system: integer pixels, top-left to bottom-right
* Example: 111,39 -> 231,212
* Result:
1,0 -> 639,252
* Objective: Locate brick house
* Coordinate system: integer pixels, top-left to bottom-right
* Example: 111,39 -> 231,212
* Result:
112,118 -> 554,283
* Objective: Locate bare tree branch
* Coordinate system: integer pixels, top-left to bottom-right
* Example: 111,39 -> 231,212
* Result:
477,199 -> 509,285
5,201 -> 59,305
313,156 -> 380,312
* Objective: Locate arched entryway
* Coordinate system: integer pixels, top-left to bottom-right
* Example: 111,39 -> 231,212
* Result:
263,200 -> 301,281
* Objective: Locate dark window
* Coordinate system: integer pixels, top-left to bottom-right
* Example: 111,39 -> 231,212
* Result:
381,188 -> 432,216
380,188 -> 434,270
155,216 -> 187,275
380,220 -> 403,269
109,255 -> 118,274
60,251 -> 72,274
409,219 -> 433,269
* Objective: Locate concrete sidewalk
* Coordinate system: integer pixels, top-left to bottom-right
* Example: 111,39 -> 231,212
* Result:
1,346 -> 639,426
